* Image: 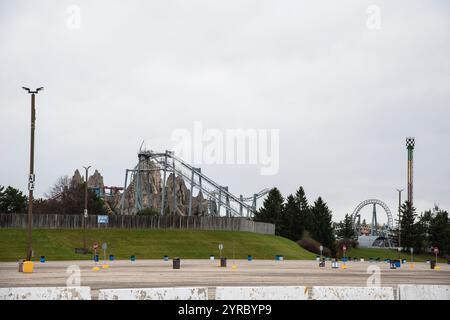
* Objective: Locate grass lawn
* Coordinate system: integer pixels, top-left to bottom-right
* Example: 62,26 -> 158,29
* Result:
345,247 -> 447,263
0,229 -> 316,262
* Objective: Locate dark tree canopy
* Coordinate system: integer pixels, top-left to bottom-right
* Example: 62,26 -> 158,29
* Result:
0,185 -> 27,213
253,187 -> 284,234
310,197 -> 336,255
336,213 -> 357,240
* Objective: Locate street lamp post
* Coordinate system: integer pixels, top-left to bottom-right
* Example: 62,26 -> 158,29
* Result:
22,86 -> 43,261
83,165 -> 91,252
396,188 -> 403,258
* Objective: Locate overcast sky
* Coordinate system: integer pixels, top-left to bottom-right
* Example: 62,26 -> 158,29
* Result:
1,0 -> 449,222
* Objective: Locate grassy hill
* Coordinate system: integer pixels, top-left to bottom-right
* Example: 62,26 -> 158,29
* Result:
0,229 -> 316,262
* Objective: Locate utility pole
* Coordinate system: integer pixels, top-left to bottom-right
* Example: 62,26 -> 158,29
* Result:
396,188 -> 403,258
83,166 -> 91,252
22,86 -> 43,261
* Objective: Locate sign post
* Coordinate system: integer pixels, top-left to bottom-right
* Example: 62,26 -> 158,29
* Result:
342,245 -> 347,269
92,242 -> 100,271
218,243 -> 223,259
320,245 -> 323,261
102,242 -> 108,269
409,247 -> 414,269
434,247 -> 439,267
93,242 -> 98,258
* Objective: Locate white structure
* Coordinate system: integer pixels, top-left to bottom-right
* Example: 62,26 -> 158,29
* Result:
98,287 -> 208,300
0,287 -> 91,300
398,285 -> 450,300
215,286 -> 308,300
311,286 -> 394,300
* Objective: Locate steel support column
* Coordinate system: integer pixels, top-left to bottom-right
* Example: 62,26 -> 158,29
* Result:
160,153 -> 167,216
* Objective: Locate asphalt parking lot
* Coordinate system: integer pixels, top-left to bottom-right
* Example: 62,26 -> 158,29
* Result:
1,259 -> 449,299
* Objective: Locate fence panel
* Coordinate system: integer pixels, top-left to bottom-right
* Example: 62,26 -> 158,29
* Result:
0,213 -> 275,235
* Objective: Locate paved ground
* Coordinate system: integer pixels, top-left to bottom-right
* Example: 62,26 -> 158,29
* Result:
1,259 -> 449,299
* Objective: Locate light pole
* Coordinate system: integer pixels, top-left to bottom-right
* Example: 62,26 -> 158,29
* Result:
22,86 -> 43,261
396,188 -> 403,259
83,165 -> 91,252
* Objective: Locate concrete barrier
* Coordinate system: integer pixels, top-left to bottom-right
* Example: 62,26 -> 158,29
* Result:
215,286 -> 308,300
98,287 -> 208,300
0,287 -> 91,300
398,285 -> 450,300
311,286 -> 394,300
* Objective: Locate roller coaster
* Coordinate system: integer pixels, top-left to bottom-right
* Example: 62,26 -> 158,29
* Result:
120,150 -> 269,218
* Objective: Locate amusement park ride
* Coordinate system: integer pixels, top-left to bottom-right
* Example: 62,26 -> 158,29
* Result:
351,137 -> 416,248
118,149 -> 270,218
84,136 -> 415,249
351,199 -> 394,248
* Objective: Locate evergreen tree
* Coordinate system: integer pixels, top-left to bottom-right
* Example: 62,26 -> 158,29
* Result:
294,186 -> 309,238
336,214 -> 356,240
429,209 -> 450,255
310,197 -> 335,254
416,208 -> 433,251
396,201 -> 421,251
0,186 -> 27,213
253,188 -> 284,235
279,195 -> 297,239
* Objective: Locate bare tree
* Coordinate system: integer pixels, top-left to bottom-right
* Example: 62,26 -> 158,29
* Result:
45,175 -> 71,199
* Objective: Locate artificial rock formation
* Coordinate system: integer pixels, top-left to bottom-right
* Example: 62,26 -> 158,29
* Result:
87,170 -> 104,190
71,169 -> 84,187
120,159 -> 210,216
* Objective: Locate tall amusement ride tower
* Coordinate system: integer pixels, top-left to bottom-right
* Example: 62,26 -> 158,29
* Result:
406,137 -> 415,206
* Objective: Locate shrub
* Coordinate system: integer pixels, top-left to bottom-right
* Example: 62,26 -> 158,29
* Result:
297,233 -> 332,257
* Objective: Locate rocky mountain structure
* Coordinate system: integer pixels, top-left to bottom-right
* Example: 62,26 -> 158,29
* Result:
87,170 -> 104,190
71,169 -> 83,187
122,167 -> 209,215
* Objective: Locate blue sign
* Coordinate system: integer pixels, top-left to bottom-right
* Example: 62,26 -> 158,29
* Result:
97,215 -> 109,224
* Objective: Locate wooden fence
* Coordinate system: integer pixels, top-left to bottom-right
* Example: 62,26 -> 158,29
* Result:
0,214 -> 275,235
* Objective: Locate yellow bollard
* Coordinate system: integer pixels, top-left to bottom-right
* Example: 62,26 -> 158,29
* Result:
102,264 -> 109,269
23,261 -> 34,273
341,264 -> 347,269
231,264 -> 237,270
92,266 -> 100,271
434,266 -> 441,270
409,264 -> 415,270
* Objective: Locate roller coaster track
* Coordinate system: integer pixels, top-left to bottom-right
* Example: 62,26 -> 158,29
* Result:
120,150 -> 269,218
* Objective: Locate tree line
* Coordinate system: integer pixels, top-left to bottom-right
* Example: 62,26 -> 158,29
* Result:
392,201 -> 449,255
253,187 -> 337,256
252,187 -> 450,257
0,180 -> 105,216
